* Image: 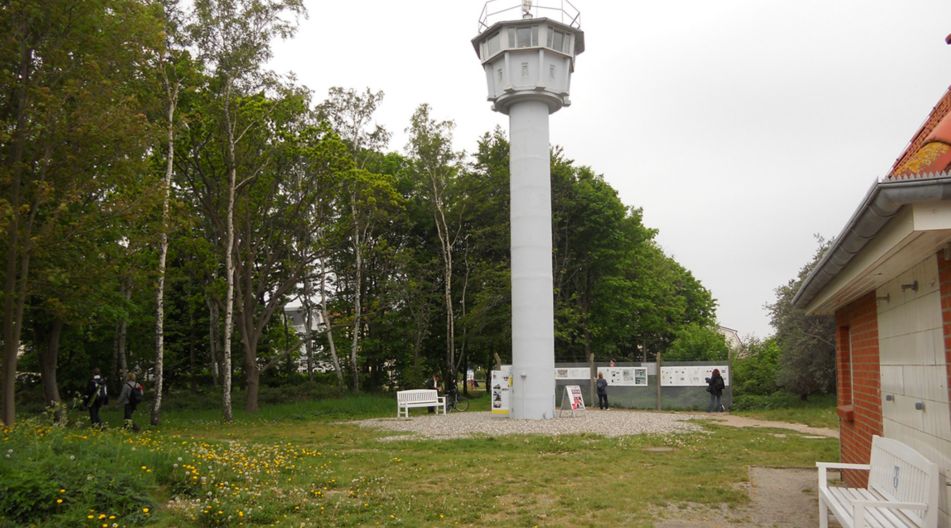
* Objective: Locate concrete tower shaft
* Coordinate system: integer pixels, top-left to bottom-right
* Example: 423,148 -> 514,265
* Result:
472,2 -> 584,420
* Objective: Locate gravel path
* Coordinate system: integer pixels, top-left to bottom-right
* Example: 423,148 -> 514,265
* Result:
352,409 -> 704,440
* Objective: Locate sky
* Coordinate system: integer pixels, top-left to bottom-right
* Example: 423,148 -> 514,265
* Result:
269,0 -> 951,339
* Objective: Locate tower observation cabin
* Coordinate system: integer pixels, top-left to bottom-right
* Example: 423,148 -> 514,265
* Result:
472,1 -> 585,115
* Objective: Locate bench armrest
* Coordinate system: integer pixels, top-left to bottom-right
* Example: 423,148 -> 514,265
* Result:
817,462 -> 871,492
816,462 -> 871,471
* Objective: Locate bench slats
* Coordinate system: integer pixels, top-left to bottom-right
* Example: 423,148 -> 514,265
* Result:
396,390 -> 445,417
817,435 -> 938,528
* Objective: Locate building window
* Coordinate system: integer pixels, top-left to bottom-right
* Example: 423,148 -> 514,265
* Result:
508,26 -> 538,48
483,31 -> 500,59
547,27 -> 569,53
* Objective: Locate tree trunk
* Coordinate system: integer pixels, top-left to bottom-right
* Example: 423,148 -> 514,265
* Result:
300,281 -> 314,381
151,75 -> 177,427
221,86 -> 237,422
319,267 -> 344,388
244,342 -> 260,412
207,297 -> 220,386
429,175 -> 456,386
1,38 -> 34,427
37,319 -> 64,409
113,283 -> 131,390
349,198 -> 362,393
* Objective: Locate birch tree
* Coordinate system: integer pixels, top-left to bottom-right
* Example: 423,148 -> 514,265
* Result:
190,0 -> 304,420
151,0 -> 190,426
406,104 -> 465,383
318,88 -> 391,392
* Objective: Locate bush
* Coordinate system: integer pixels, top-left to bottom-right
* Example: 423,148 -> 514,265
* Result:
732,337 -> 780,396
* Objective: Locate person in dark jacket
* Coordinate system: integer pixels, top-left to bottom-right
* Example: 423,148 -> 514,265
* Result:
83,368 -> 108,428
706,368 -> 725,412
117,372 -> 141,430
596,372 -> 609,410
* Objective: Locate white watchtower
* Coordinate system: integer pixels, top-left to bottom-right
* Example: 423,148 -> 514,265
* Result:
472,1 -> 584,420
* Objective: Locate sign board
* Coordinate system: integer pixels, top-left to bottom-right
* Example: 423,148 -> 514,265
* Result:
660,366 -> 730,387
554,367 -> 591,380
490,367 -> 512,415
596,367 -> 648,387
559,384 -> 586,417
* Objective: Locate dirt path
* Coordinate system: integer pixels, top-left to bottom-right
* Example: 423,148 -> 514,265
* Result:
702,413 -> 839,438
653,467 -> 829,528
652,414 -> 839,527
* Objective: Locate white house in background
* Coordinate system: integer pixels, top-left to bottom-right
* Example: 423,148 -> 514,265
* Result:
282,302 -> 334,373
717,325 -> 743,354
283,302 -> 325,336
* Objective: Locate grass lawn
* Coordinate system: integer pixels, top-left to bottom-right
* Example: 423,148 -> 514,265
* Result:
733,394 -> 839,430
1,394 -> 838,528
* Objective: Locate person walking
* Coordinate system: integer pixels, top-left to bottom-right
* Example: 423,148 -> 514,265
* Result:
83,368 -> 108,428
117,372 -> 143,430
596,372 -> 609,410
706,368 -> 725,412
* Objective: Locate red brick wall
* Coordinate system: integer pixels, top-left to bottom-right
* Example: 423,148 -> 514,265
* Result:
834,291 -> 882,487
937,251 -> 951,435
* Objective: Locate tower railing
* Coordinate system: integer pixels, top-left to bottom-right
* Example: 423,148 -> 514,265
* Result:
477,0 -> 581,33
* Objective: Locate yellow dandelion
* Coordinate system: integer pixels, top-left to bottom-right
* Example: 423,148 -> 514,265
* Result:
55,498 -> 63,505
143,507 -> 150,513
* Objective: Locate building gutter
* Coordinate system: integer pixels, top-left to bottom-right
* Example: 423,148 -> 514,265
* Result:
792,171 -> 951,310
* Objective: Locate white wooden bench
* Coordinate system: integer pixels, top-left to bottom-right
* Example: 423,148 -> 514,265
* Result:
817,435 -> 939,528
396,389 -> 445,418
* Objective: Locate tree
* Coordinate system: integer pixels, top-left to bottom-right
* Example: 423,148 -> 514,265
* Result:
405,104 -> 465,383
732,337 -> 780,396
0,0 -> 163,425
317,88 -> 394,392
189,0 -> 304,419
151,0 -> 192,427
665,323 -> 729,361
769,237 -> 836,398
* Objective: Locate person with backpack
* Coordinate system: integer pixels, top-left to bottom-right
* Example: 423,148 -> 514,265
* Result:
705,368 -> 726,412
83,368 -> 108,428
117,372 -> 143,430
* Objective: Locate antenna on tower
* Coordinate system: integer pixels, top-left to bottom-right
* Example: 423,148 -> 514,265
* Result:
522,0 -> 533,19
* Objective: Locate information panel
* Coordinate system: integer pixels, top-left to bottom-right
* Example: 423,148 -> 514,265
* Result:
596,367 -> 648,387
490,366 -> 512,415
554,367 -> 591,380
660,366 -> 730,387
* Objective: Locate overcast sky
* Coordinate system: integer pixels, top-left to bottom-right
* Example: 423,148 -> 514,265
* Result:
269,0 -> 951,339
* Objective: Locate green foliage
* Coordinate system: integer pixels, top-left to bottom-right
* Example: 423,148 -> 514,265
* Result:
770,238 -> 836,397
732,337 -> 781,396
665,323 -> 729,361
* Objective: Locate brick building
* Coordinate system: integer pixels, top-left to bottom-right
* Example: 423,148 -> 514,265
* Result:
794,86 -> 951,527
